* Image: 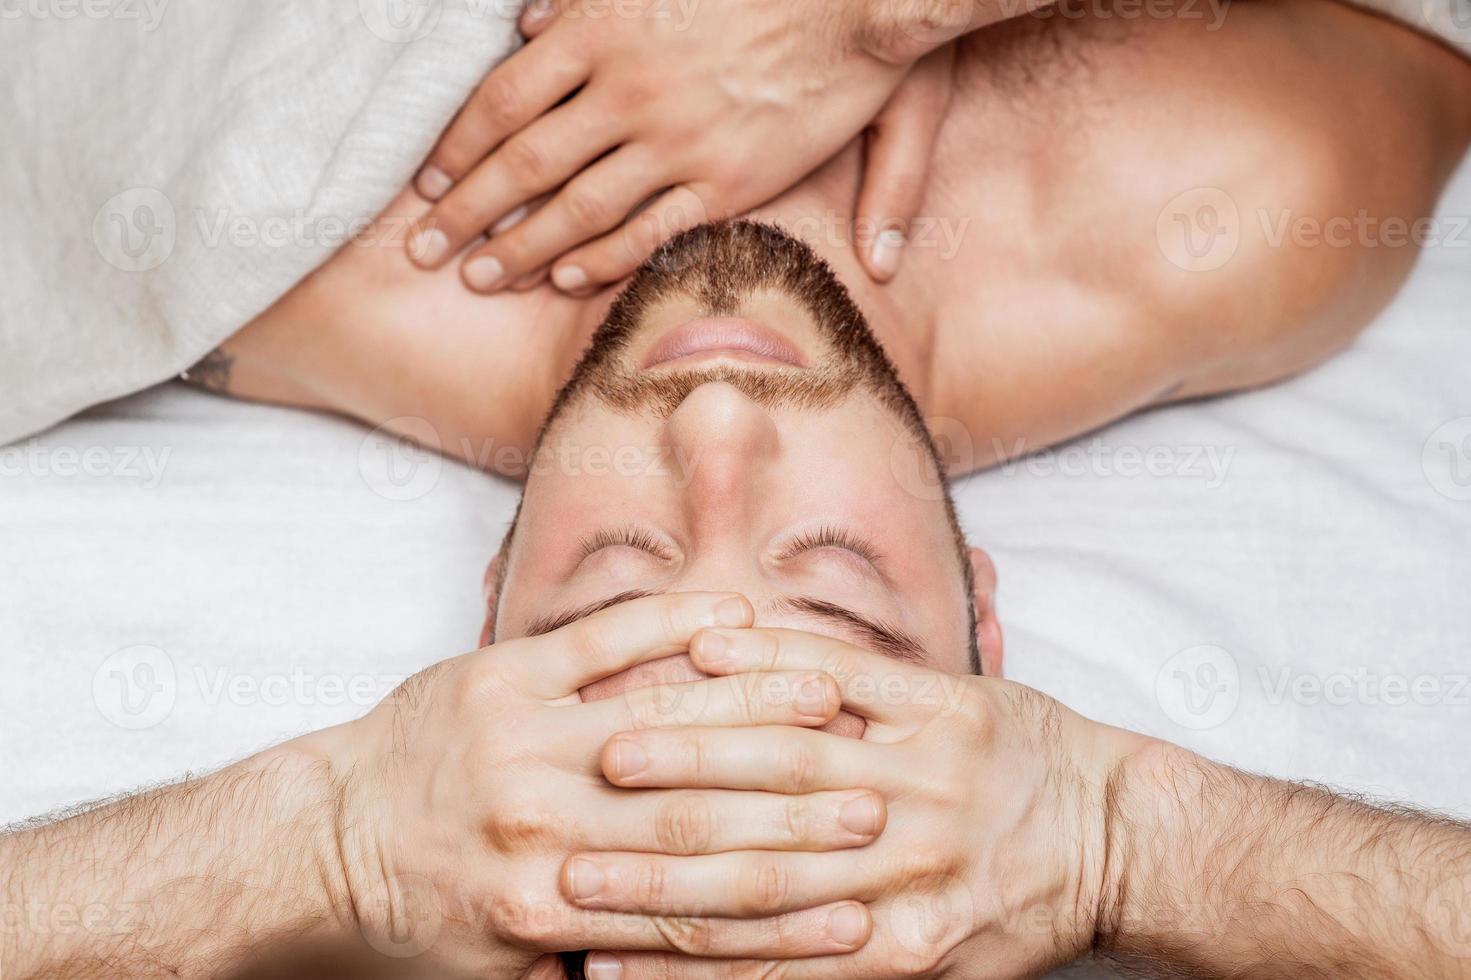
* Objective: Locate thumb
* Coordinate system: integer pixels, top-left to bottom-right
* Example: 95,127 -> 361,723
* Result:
855,44 -> 957,283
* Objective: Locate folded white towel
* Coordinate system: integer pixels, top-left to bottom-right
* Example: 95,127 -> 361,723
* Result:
0,0 -> 518,444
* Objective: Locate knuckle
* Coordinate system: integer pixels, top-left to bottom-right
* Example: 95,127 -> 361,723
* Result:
485,804 -> 564,853
779,743 -> 816,793
781,797 -> 815,845
474,74 -> 524,131
502,136 -> 550,185
496,881 -> 559,945
652,915 -> 714,956
562,184 -> 613,229
891,943 -> 947,978
654,795 -> 715,855
633,858 -> 669,907
741,861 -> 792,915
690,731 -> 715,781
569,623 -> 615,668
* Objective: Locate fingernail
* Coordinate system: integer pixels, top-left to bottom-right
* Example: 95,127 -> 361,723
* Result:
585,952 -> 622,980
463,255 -> 506,291
523,0 -> 555,27
409,228 -> 449,267
694,630 -> 730,665
568,858 -> 606,901
416,165 -> 453,201
613,738 -> 648,779
869,228 -> 905,280
714,595 -> 750,628
796,675 -> 829,719
827,903 -> 868,947
552,265 -> 589,292
491,204 -> 529,235
839,794 -> 882,837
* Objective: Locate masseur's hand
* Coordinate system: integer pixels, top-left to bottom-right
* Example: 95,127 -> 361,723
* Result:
406,0 -> 969,293
569,628 -> 1153,979
302,596 -> 885,977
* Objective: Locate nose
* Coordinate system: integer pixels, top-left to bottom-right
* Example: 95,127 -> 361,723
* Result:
665,382 -> 779,533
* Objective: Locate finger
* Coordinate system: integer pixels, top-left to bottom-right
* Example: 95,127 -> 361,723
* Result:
544,902 -> 872,959
464,147 -> 665,294
690,628 -> 944,728
551,184 -> 711,292
854,44 -> 955,283
505,592 -> 754,700
586,671 -> 841,734
600,726 -> 886,794
585,788 -> 885,855
519,0 -> 559,37
590,947 -> 874,980
414,29 -> 587,202
413,102 -> 624,272
562,851 -> 870,918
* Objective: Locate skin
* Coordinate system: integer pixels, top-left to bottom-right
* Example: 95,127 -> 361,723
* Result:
5,3 -> 1471,979
214,0 -> 1471,482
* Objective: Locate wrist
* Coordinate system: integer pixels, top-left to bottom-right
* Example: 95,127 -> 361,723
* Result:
255,735 -> 359,939
856,0 -> 973,65
1094,737 -> 1263,964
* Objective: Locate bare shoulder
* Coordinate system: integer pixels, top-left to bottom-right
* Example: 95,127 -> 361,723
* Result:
918,0 -> 1471,466
210,189 -> 595,473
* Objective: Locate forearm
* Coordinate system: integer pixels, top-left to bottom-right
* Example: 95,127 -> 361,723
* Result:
0,741 -> 347,979
1101,741 -> 1471,978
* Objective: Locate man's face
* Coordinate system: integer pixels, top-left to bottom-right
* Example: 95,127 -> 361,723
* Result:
491,222 -> 979,726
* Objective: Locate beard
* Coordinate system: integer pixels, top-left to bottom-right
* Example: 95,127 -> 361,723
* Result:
535,220 -> 931,436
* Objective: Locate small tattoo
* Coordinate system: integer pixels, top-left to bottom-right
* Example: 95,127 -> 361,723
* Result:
179,348 -> 234,394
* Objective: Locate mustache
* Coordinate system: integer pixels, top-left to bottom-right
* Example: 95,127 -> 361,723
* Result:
589,361 -> 859,416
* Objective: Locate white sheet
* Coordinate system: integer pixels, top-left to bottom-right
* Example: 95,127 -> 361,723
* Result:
2,161 -> 1469,979
0,0 -> 517,445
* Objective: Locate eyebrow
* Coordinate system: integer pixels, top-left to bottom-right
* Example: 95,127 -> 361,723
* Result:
521,590 -> 927,664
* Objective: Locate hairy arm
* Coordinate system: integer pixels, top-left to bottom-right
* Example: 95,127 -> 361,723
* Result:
1101,742 -> 1471,978
0,744 -> 345,979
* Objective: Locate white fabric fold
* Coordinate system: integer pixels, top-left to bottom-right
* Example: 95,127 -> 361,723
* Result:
0,0 -> 518,444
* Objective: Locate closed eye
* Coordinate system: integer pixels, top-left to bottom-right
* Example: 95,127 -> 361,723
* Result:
775,525 -> 885,568
577,526 -> 675,563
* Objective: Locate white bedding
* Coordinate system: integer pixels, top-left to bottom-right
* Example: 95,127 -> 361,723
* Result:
2,161 -> 1469,978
